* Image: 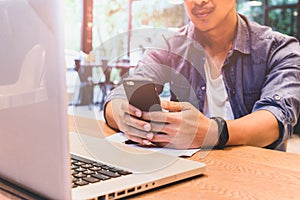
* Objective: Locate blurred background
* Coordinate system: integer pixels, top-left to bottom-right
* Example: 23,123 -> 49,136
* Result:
64,0 -> 299,57
64,0 -> 300,111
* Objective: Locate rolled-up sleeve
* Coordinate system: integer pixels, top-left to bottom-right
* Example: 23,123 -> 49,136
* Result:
252,37 -> 300,150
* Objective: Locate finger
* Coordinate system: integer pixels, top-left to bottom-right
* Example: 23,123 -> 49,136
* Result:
142,111 -> 180,124
120,101 -> 142,118
152,142 -> 169,148
128,104 -> 142,118
160,100 -> 168,109
147,122 -> 174,136
161,101 -> 193,112
124,133 -> 154,146
123,114 -> 177,141
150,133 -> 172,143
124,113 -> 152,132
161,100 -> 182,112
122,120 -> 155,140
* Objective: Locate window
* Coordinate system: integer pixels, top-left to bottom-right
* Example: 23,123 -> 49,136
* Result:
92,0 -> 186,64
237,0 -> 299,39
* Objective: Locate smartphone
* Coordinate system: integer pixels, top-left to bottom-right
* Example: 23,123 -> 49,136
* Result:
123,78 -> 162,112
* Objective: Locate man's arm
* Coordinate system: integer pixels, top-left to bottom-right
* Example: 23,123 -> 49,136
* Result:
104,101 -> 118,130
227,110 -> 280,147
105,98 -> 280,149
138,101 -> 280,149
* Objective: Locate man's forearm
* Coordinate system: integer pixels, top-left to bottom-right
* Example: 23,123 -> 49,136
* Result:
227,110 -> 280,147
104,101 -> 119,130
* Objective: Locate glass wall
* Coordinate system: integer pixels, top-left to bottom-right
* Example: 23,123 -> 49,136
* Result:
237,0 -> 264,24
92,0 -> 185,64
237,0 -> 299,39
63,0 -> 299,59
64,0 -> 82,52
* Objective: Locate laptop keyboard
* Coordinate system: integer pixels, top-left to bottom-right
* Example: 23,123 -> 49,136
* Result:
71,154 -> 132,188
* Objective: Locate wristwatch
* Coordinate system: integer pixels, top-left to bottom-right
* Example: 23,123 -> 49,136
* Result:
210,117 -> 229,149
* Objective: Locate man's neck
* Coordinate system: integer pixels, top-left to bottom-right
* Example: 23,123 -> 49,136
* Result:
197,13 -> 238,55
195,12 -> 238,72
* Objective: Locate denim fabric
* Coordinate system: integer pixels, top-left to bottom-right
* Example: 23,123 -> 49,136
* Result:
105,14 -> 300,151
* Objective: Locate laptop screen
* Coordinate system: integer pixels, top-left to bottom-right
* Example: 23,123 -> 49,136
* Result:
0,1 -> 71,199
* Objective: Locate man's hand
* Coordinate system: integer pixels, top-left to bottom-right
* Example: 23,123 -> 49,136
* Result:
106,99 -> 158,145
141,100 -> 212,149
107,99 -> 218,149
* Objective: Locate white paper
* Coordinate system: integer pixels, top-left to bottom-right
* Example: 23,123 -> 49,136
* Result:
106,132 -> 200,157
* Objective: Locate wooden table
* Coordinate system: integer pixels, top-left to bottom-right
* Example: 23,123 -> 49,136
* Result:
1,116 -> 300,200
129,146 -> 300,200
68,116 -> 300,200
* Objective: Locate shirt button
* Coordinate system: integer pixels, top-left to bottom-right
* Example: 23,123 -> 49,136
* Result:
201,86 -> 206,91
274,95 -> 281,101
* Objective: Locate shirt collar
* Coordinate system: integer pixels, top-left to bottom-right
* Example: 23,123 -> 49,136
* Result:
233,14 -> 251,55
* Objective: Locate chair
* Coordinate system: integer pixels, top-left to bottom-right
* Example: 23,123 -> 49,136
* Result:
73,61 -> 94,108
92,66 -> 107,110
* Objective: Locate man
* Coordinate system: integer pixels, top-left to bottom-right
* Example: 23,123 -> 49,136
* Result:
104,0 -> 300,151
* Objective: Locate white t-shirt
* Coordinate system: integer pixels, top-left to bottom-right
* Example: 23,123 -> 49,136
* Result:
203,59 -> 234,120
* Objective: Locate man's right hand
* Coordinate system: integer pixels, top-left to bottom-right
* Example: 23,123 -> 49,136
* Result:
105,99 -> 155,145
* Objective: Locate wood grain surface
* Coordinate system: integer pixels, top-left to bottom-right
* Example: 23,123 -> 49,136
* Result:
1,116 -> 300,200
68,116 -> 300,200
129,146 -> 300,200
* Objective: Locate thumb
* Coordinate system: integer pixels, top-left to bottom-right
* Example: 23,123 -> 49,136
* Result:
161,100 -> 183,112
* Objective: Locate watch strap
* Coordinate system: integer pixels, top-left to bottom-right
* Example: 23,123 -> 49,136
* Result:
210,117 -> 229,149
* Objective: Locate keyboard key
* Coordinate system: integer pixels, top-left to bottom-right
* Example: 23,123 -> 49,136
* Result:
81,163 -> 94,168
73,161 -> 85,166
75,167 -> 86,173
84,170 -> 95,175
100,165 -> 111,170
72,154 -> 96,164
83,176 -> 100,183
93,162 -> 108,167
73,173 -> 87,179
71,165 -> 79,170
118,170 -> 132,175
98,170 -> 120,178
90,166 -> 102,171
109,167 -> 121,172
92,173 -> 110,181
75,180 -> 89,186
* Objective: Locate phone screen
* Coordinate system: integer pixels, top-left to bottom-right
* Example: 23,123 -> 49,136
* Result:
123,78 -> 162,112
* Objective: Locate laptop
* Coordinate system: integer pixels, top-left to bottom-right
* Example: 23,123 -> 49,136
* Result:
0,1 -> 205,199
